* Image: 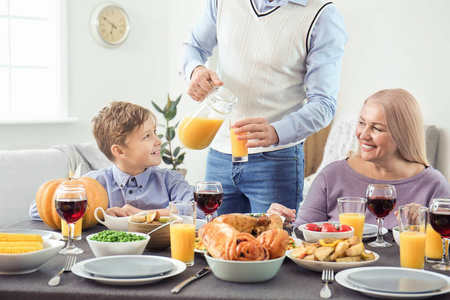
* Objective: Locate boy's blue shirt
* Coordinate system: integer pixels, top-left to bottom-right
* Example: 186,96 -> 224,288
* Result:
29,165 -> 205,220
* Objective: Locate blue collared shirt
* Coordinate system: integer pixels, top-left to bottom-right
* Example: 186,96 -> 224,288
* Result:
28,165 -> 201,220
179,0 -> 348,145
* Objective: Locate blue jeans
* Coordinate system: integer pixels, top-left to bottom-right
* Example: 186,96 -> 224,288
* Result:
205,144 -> 304,215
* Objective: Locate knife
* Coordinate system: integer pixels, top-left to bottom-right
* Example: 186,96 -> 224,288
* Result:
171,267 -> 211,294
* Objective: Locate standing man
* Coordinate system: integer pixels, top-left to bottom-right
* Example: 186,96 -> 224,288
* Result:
179,0 -> 347,215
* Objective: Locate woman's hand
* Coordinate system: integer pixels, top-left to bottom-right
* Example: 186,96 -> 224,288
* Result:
233,117 -> 280,148
188,66 -> 223,101
267,203 -> 296,223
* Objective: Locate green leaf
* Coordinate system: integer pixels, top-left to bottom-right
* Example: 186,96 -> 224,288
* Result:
162,156 -> 173,165
161,141 -> 169,149
158,134 -> 164,139
151,101 -> 164,114
166,108 -> 177,121
174,94 -> 182,106
166,127 -> 175,141
173,147 -> 181,157
161,149 -> 170,156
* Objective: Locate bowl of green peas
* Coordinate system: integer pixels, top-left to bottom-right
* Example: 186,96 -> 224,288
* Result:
87,230 -> 150,257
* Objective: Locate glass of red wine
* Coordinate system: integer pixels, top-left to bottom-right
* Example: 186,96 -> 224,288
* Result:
429,198 -> 450,271
366,184 -> 397,247
55,183 -> 88,254
194,181 -> 223,222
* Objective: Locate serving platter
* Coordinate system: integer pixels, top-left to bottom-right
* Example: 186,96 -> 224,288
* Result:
72,255 -> 186,285
286,249 -> 379,272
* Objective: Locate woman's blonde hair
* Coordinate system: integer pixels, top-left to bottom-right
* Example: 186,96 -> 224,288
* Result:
356,89 -> 428,166
92,101 -> 157,161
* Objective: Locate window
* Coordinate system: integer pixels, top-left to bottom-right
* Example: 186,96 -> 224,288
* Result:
0,0 -> 72,124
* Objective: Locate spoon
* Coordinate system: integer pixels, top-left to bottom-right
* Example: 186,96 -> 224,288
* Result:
146,221 -> 172,236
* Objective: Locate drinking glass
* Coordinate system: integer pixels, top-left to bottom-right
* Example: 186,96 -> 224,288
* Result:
55,184 -> 87,254
194,181 -> 223,223
169,201 -> 196,266
229,116 -> 248,163
366,184 -> 397,247
337,197 -> 367,241
398,205 -> 428,269
429,198 -> 450,271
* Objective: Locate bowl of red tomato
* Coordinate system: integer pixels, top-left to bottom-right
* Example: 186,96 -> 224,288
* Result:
298,221 -> 354,243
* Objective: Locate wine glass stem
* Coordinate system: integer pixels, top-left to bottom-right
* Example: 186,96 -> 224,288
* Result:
206,214 -> 213,223
442,238 -> 450,263
66,222 -> 75,249
375,217 -> 385,243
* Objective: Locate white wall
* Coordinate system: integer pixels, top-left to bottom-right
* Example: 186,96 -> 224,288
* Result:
1,0 -> 449,183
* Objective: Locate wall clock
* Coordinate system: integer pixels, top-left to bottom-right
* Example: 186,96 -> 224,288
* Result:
90,2 -> 130,47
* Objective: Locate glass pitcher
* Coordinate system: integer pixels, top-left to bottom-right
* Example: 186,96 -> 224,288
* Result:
178,86 -> 238,150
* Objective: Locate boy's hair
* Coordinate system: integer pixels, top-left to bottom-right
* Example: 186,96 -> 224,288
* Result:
92,101 -> 157,161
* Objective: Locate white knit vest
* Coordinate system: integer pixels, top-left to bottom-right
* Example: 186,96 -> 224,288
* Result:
210,0 -> 331,154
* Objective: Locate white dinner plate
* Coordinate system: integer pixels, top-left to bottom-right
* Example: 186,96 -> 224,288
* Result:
0,229 -> 54,240
286,249 -> 379,272
346,268 -> 447,294
362,224 -> 388,241
72,255 -> 186,285
336,267 -> 450,299
82,256 -> 174,278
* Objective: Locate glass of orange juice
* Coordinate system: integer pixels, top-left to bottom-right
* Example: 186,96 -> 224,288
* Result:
61,218 -> 82,241
399,205 -> 428,269
338,197 -> 367,241
229,116 -> 248,163
169,201 -> 196,266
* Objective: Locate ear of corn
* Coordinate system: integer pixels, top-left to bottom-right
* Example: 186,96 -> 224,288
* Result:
0,233 -> 43,243
0,241 -> 44,253
0,234 -> 44,253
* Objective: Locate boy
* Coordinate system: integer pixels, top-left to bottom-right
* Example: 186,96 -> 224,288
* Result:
29,101 -> 194,219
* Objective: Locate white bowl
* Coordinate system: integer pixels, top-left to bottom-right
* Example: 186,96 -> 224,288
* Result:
393,226 -> 400,246
87,232 -> 150,257
0,239 -> 65,275
299,221 -> 354,243
204,253 -> 285,283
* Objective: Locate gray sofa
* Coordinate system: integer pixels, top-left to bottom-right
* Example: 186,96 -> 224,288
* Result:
0,142 -> 112,228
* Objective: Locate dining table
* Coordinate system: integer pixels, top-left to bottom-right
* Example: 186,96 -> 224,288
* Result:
1,219 -> 449,300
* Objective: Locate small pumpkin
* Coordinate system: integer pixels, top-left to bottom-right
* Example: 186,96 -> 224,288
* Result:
35,177 -> 108,230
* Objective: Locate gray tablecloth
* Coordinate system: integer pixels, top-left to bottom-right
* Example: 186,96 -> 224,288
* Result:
0,220 -> 448,300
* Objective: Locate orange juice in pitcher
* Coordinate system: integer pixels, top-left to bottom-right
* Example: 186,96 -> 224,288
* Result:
178,117 -> 224,150
178,86 -> 238,150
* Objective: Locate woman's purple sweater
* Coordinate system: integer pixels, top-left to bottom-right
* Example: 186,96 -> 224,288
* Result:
295,159 -> 450,229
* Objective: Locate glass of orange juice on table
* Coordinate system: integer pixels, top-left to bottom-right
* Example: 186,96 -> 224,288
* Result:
169,201 -> 196,266
338,197 -> 367,241
229,116 -> 248,162
398,205 -> 428,269
61,218 -> 82,240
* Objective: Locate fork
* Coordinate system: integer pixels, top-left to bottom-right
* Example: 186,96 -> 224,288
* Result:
320,268 -> 334,298
48,255 -> 77,286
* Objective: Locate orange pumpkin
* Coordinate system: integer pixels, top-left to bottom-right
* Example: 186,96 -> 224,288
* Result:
35,177 -> 108,230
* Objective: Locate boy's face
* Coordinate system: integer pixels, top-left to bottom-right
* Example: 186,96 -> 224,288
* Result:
117,117 -> 162,175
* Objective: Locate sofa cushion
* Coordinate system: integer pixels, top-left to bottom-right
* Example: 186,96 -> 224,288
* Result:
0,149 -> 68,228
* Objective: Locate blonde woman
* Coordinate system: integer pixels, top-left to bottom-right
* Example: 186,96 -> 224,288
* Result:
269,89 -> 450,229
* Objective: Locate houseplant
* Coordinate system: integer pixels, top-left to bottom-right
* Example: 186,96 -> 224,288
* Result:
151,94 -> 186,172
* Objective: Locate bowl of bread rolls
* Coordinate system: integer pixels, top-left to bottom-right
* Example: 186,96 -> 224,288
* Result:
199,213 -> 289,282
127,211 -> 171,250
